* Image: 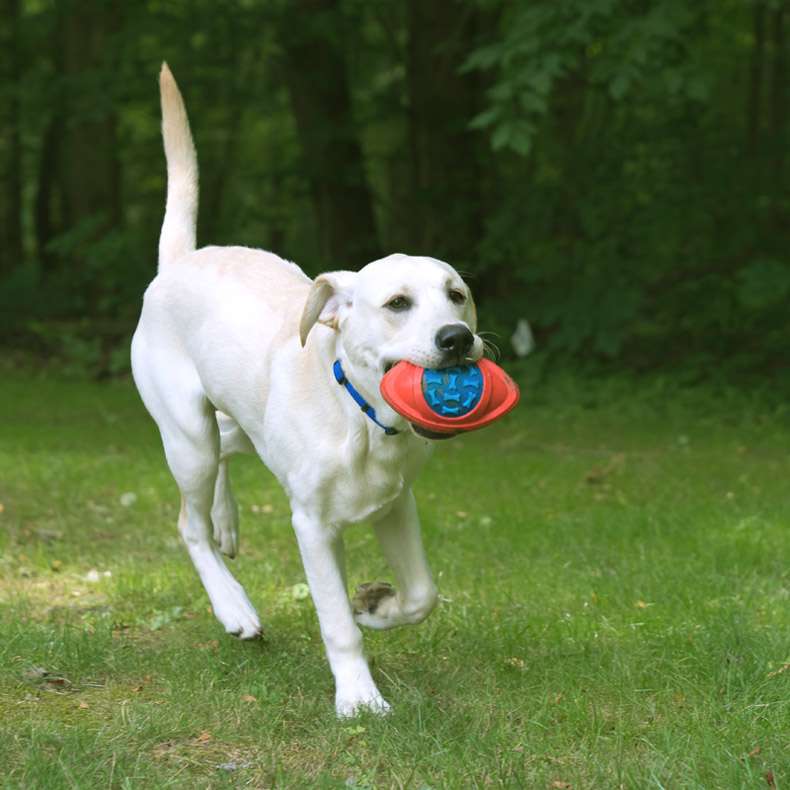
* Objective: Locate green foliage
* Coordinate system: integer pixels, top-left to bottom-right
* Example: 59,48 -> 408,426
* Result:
466,1 -> 709,155
0,0 -> 787,377
467,0 -> 788,371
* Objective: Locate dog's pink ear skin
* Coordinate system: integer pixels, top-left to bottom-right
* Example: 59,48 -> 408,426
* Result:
299,271 -> 357,347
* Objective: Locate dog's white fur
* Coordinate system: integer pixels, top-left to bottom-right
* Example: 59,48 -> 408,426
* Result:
131,64 -> 484,717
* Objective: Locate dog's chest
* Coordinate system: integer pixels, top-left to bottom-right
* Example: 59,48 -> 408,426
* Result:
321,436 -> 429,525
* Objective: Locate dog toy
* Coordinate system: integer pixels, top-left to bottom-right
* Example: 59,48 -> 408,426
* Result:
380,359 -> 520,438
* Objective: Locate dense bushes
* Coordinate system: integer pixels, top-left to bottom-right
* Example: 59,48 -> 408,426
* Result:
1,0 -> 787,377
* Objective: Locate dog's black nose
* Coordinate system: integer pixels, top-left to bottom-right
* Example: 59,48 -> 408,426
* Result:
435,324 -> 474,358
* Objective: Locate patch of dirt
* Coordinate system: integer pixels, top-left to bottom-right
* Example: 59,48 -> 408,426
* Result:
0,570 -> 110,620
151,735 -> 257,774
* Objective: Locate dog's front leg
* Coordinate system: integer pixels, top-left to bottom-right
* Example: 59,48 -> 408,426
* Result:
352,489 -> 438,630
292,511 -> 390,718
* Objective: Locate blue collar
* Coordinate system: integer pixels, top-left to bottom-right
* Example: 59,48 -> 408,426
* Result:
333,359 -> 399,436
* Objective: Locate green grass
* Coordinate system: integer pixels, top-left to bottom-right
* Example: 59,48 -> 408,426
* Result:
0,368 -> 788,788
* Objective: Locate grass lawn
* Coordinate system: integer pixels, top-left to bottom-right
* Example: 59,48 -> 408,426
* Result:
0,367 -> 788,788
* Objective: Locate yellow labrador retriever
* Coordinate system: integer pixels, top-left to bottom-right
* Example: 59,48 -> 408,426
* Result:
131,64 -> 484,717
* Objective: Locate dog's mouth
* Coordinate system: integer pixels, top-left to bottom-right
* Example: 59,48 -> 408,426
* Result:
410,424 -> 457,440
382,354 -> 477,376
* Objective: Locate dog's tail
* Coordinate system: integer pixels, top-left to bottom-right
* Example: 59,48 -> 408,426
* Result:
158,62 -> 198,269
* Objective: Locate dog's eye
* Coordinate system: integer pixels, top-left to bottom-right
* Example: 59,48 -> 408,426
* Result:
448,289 -> 467,305
385,295 -> 412,312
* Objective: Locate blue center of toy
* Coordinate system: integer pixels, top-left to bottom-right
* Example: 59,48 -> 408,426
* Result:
421,364 -> 484,417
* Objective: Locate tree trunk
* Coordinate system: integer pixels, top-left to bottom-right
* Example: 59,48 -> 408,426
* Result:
278,0 -> 380,269
747,2 -> 766,153
0,0 -> 23,275
58,0 -> 122,237
34,116 -> 63,272
406,1 -> 484,268
770,5 -> 787,184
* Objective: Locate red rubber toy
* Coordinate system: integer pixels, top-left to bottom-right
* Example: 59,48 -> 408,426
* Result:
380,359 -> 520,439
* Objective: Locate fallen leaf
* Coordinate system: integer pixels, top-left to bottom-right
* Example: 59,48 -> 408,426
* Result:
291,582 -> 310,601
749,746 -> 761,758
635,600 -> 652,609
765,770 -> 775,788
241,694 -> 257,703
78,701 -> 89,709
195,731 -> 212,744
551,781 -> 572,789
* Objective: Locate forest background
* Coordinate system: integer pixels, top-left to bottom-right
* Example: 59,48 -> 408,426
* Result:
0,0 -> 788,381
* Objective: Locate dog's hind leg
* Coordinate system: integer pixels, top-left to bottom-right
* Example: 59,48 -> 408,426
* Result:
165,410 -> 261,638
211,459 -> 238,557
132,345 -> 261,639
211,412 -> 255,558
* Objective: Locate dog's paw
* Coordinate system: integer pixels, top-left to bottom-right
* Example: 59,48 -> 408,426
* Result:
352,581 -> 396,613
216,601 -> 262,640
352,582 -> 398,629
335,690 -> 391,719
208,576 -> 262,639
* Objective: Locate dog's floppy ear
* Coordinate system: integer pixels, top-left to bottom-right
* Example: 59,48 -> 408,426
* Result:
299,271 -> 357,347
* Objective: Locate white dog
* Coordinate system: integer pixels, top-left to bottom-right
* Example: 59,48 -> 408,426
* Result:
131,64 -> 484,717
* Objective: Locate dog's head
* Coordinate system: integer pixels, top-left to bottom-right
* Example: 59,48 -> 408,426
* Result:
299,253 -> 484,375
